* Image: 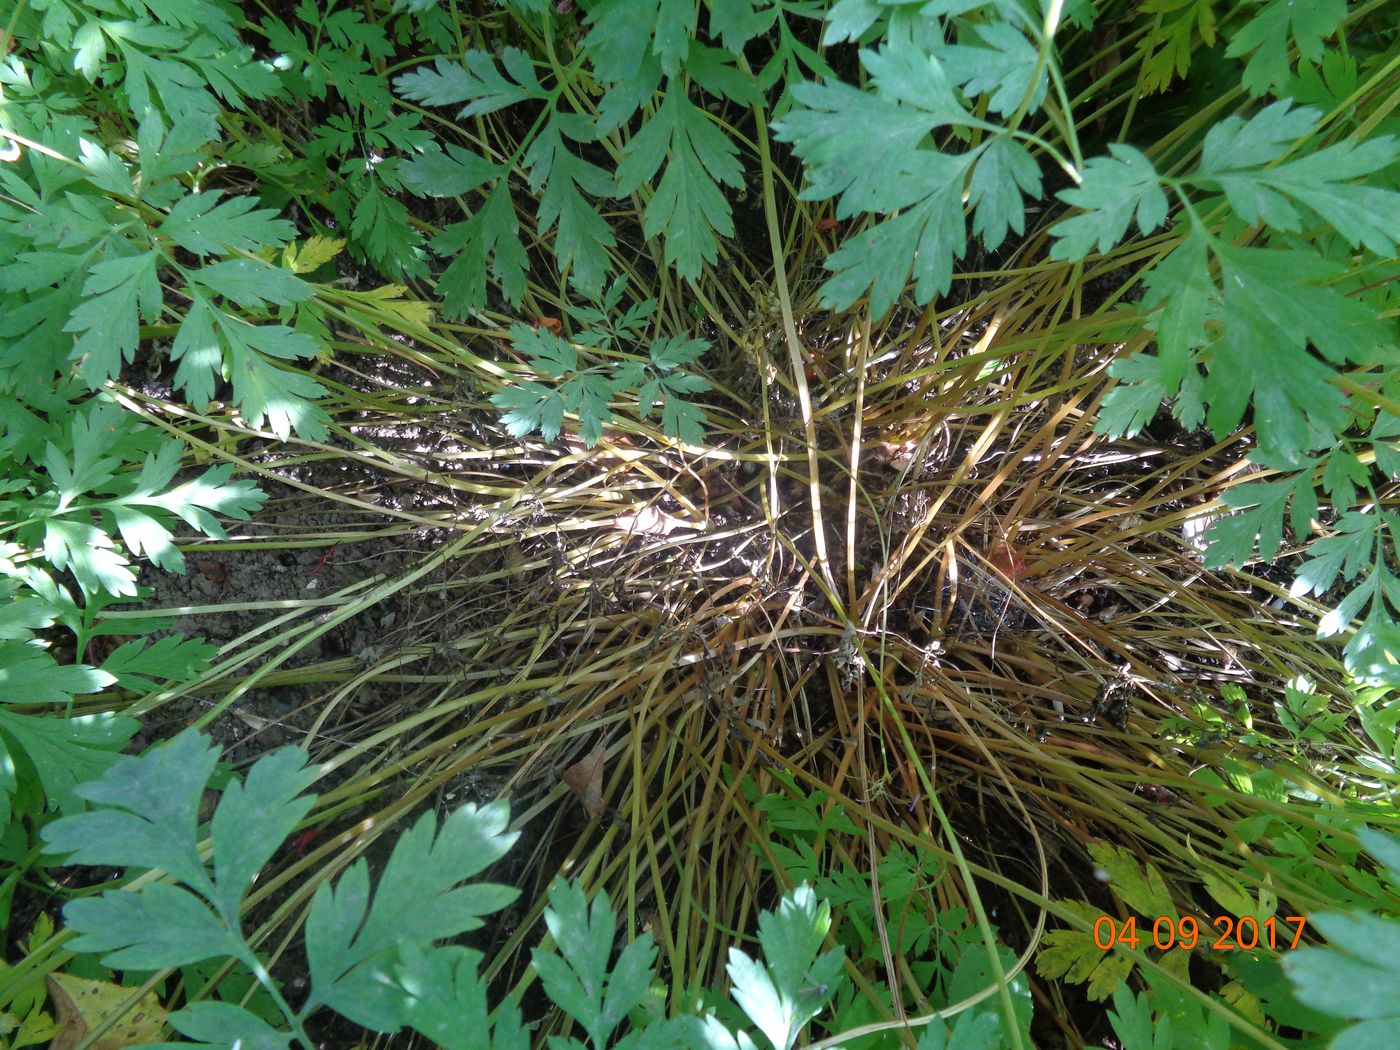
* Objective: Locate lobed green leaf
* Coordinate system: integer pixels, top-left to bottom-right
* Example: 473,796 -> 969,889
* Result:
1050,146 -> 1167,261
394,49 -> 547,117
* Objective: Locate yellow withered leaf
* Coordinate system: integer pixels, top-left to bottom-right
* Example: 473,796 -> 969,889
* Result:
284,235 -> 345,274
47,973 -> 167,1050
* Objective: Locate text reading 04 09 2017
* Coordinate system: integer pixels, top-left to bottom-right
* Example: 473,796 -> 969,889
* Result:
1093,915 -> 1308,953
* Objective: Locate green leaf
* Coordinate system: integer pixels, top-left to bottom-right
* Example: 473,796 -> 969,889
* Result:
0,642 -> 113,704
946,933 -> 1032,1046
393,944 -> 529,1050
561,373 -> 618,447
64,251 -> 163,383
493,381 -> 567,443
37,734 -> 319,974
44,729 -> 219,889
775,42 -> 967,214
584,0 -> 696,81
159,461 -> 264,529
1204,475 -> 1313,568
649,334 -> 709,371
304,801 -> 519,1030
211,747 -> 318,918
858,33 -> 968,125
108,503 -> 179,572
726,884 -> 844,1050
1198,98 -> 1318,176
1292,510 -> 1377,599
532,881 -> 658,1050
597,53 -> 665,133
1098,354 -> 1169,440
511,323 -> 578,377
99,634 -> 215,692
686,42 -> 761,105
1141,230 -> 1213,392
1322,450 -> 1370,513
1287,47 -> 1359,113
658,392 -> 708,446
1134,0 -> 1219,92
759,17 -> 840,113
1152,972 -> 1232,1050
160,1001 -> 293,1050
60,883 -> 243,969
821,0 -> 887,45
817,157 -> 971,316
1231,952 -> 1347,1037
1287,514 -> 1400,686
160,191 -> 296,256
637,351 -> 712,446
213,310 -> 329,441
1359,827 -> 1400,884
920,1011 -> 1004,1050
1195,101 -> 1400,256
0,595 -> 59,642
1050,145 -> 1167,260
0,704 -> 136,822
1286,909 -> 1400,1023
171,297 -> 223,407
41,403 -> 123,507
433,181 -> 528,317
774,36 -> 1041,314
1106,984 -> 1163,1050
708,0 -> 777,52
1203,245 -> 1376,461
119,38 -> 225,138
615,85 -> 742,281
968,136 -> 1042,251
401,144 -> 501,197
41,518 -> 136,597
349,180 -> 428,280
69,133 -> 136,198
1225,0 -> 1346,96
1372,413 -> 1400,481
393,49 -> 547,117
110,452 -> 263,556
189,259 -> 314,309
941,20 -> 1046,117
181,35 -> 281,112
525,122 -> 617,297
1344,599 -> 1400,688
50,433 -> 261,579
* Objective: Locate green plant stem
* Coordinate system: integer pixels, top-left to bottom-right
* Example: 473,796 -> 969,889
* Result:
745,76 -> 839,603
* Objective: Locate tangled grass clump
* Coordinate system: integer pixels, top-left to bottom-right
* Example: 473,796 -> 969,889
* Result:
15,4 -> 1397,1044
92,190 -> 1361,1046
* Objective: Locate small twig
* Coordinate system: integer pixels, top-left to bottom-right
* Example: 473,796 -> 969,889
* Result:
306,545 -> 338,577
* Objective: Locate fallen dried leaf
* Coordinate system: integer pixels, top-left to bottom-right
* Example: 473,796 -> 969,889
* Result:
988,543 -> 1027,579
613,505 -> 701,537
84,634 -> 132,664
561,744 -> 606,821
194,560 -> 229,585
